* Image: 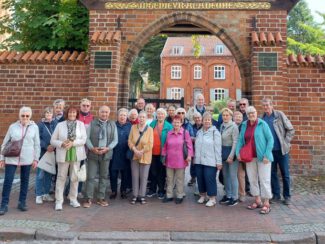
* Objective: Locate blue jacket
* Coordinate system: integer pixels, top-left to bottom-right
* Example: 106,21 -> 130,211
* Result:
38,119 -> 58,157
182,118 -> 194,137
110,121 -> 132,170
236,119 -> 274,162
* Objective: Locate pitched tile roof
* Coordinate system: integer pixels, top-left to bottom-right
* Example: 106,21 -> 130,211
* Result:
251,31 -> 283,46
0,51 -> 88,64
287,54 -> 325,68
161,36 -> 233,57
90,30 -> 121,44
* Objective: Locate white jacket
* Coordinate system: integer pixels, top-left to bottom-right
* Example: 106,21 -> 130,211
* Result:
0,121 -> 40,165
50,120 -> 87,163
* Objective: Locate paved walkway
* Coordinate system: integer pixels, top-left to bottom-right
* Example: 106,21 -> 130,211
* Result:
0,170 -> 324,243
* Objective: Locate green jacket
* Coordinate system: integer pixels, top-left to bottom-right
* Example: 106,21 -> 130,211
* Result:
150,120 -> 173,149
236,118 -> 274,162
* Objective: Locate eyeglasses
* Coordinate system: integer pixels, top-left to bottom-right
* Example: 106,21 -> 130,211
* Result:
239,103 -> 246,106
21,114 -> 30,118
82,104 -> 90,107
177,112 -> 185,115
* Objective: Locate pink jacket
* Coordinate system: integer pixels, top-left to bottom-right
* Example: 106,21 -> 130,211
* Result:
162,128 -> 193,169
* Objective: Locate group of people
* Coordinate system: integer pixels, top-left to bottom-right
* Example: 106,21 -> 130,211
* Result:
0,94 -> 294,216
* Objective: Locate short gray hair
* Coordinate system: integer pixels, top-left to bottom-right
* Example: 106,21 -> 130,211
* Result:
43,106 -> 53,116
202,111 -> 212,120
138,111 -> 147,118
99,105 -> 110,112
240,98 -> 249,106
80,98 -> 91,105
128,108 -> 138,118
175,107 -> 186,115
262,97 -> 273,105
193,111 -> 202,118
19,106 -> 32,119
118,108 -> 128,116
53,99 -> 65,106
246,106 -> 257,114
195,93 -> 204,101
156,108 -> 167,117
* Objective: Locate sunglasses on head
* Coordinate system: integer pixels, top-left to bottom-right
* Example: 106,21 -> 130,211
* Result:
177,112 -> 185,115
21,114 -> 30,118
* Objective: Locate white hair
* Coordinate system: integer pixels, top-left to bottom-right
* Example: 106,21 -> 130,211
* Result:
246,106 -> 257,114
118,108 -> 129,116
53,99 -> 65,106
19,106 -> 32,119
156,108 -> 167,117
175,107 -> 186,115
193,111 -> 202,118
128,108 -> 138,118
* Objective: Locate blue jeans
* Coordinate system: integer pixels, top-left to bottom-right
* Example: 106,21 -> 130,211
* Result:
195,164 -> 217,197
1,164 -> 31,207
189,161 -> 196,178
271,151 -> 291,199
222,160 -> 239,200
35,168 -> 53,196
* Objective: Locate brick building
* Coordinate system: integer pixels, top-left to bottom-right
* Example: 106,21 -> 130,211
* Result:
160,36 -> 241,107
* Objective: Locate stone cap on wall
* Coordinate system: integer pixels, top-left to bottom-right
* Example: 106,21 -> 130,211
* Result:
90,30 -> 121,44
251,31 -> 283,46
0,50 -> 88,64
287,53 -> 325,68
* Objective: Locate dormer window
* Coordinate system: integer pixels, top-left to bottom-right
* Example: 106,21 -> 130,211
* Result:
215,44 -> 224,54
172,46 -> 184,55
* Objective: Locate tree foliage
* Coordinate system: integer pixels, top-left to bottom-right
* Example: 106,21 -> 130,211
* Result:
0,0 -> 89,51
287,0 -> 325,55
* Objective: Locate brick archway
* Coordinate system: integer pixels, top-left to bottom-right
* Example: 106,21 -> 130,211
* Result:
118,11 -> 250,107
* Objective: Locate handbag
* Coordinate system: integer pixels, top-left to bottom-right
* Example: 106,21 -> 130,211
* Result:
2,126 -> 29,157
239,123 -> 257,163
126,125 -> 148,160
182,129 -> 188,160
37,151 -> 56,175
71,164 -> 87,182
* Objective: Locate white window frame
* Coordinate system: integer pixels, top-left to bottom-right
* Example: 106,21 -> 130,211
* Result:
171,87 -> 182,99
171,46 -> 184,55
171,65 -> 182,79
214,65 -> 225,79
214,88 -> 225,101
193,65 -> 202,80
215,44 -> 224,54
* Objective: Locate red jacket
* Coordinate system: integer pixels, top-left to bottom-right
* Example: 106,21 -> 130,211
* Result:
78,113 -> 94,126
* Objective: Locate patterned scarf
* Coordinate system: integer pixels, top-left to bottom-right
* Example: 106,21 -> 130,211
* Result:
67,120 -> 77,141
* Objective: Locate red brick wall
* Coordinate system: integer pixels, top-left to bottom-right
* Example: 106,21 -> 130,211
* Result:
287,66 -> 325,175
0,63 -> 89,139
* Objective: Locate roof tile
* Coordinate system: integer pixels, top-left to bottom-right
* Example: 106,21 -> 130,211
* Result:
91,30 -> 122,44
252,31 -> 259,45
251,32 -> 283,46
267,32 -> 275,46
36,51 -> 48,63
275,32 -> 283,45
259,32 -> 267,46
22,51 -> 33,62
287,54 -> 325,68
45,51 -> 56,63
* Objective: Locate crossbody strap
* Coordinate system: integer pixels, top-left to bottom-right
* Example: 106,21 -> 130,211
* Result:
135,125 -> 148,147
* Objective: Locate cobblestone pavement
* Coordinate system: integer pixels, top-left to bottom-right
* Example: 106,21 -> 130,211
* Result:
0,169 -> 324,236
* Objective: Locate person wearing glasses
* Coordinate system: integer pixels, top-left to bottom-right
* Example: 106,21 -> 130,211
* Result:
78,98 -> 93,127
187,93 -> 206,123
239,98 -> 249,121
53,99 -> 66,123
0,106 -> 41,215
175,107 -> 194,138
236,106 -> 274,214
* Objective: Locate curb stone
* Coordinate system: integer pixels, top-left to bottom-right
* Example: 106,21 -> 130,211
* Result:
171,232 -> 271,243
35,229 -> 78,240
270,232 -> 316,244
0,227 -> 35,241
315,231 -> 325,244
78,231 -> 170,241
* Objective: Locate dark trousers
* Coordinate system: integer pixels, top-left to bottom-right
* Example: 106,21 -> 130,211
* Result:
271,151 -> 291,199
149,155 -> 166,194
1,164 -> 31,207
189,161 -> 196,178
196,164 -> 217,196
109,168 -> 128,193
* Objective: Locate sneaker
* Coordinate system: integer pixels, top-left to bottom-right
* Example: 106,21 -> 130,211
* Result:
109,192 -> 117,199
42,194 -> 55,202
0,206 -> 8,215
36,196 -> 43,205
283,198 -> 291,205
146,190 -> 157,198
55,202 -> 63,211
157,192 -> 165,200
70,200 -> 80,208
83,199 -> 92,208
206,199 -> 216,207
17,202 -> 28,211
162,197 -> 173,203
197,196 -> 206,204
175,198 -> 183,204
219,195 -> 231,204
227,198 -> 238,206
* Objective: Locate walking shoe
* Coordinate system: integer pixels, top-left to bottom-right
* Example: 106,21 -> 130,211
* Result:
97,199 -> 109,207
187,177 -> 196,186
206,199 -> 216,207
55,202 -> 63,211
157,192 -> 165,200
42,194 -> 55,202
36,196 -> 43,205
17,202 -> 28,211
109,192 -> 117,199
146,190 -> 156,198
70,200 -> 80,208
227,198 -> 238,206
0,206 -> 8,215
270,196 -> 281,204
83,199 -> 92,208
219,195 -> 231,204
120,192 -> 127,199
283,198 -> 291,205
197,196 -> 207,204
162,197 -> 173,203
175,198 -> 183,204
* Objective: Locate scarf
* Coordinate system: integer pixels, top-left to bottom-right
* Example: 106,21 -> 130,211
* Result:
98,119 -> 107,140
66,120 -> 77,141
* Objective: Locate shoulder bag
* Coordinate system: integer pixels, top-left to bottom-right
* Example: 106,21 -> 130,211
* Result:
2,126 -> 29,157
239,124 -> 257,163
182,129 -> 188,160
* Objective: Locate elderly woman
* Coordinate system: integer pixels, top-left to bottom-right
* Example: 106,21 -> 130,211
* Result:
35,107 -> 57,204
51,106 -> 87,211
175,107 -> 194,137
236,106 -> 274,214
145,103 -> 156,125
128,111 -> 153,204
162,115 -> 193,204
146,108 -> 173,199
219,108 -> 239,206
53,99 -> 66,123
128,108 -> 139,125
109,108 -> 132,199
194,112 -> 222,207
166,105 -> 176,124
0,106 -> 40,215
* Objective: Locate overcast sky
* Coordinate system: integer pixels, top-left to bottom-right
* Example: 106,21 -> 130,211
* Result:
305,0 -> 324,23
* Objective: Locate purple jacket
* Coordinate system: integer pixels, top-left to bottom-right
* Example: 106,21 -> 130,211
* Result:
162,128 -> 193,169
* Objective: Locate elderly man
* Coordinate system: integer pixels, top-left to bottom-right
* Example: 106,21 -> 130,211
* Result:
262,98 -> 295,205
83,106 -> 118,208
187,93 -> 206,123
239,98 -> 249,121
135,98 -> 146,113
53,99 -> 65,123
